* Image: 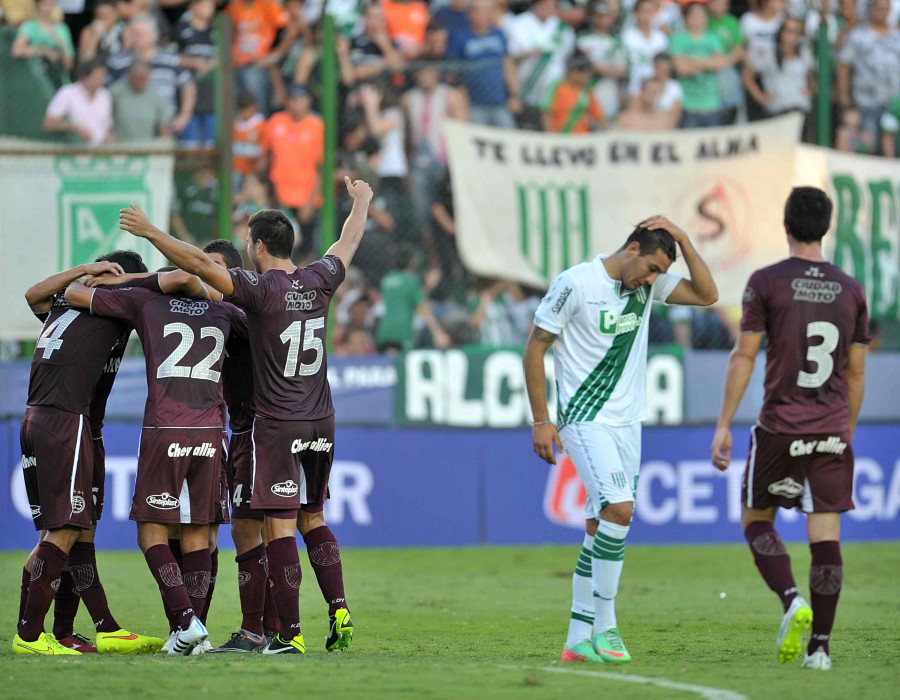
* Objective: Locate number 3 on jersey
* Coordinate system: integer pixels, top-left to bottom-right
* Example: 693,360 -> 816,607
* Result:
280,317 -> 324,377
798,321 -> 839,389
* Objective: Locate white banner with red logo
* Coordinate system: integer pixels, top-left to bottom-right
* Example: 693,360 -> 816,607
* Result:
444,115 -> 803,308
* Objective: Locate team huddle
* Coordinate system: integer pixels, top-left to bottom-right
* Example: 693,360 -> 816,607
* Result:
14,183 -> 867,671
14,176 -> 373,656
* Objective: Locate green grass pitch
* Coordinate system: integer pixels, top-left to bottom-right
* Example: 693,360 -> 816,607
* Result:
1,543 -> 898,699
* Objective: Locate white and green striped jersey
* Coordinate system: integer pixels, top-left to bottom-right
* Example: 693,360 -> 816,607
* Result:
533,255 -> 682,428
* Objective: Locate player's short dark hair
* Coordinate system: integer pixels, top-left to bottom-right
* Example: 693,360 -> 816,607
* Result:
620,227 -> 677,262
248,209 -> 294,259
784,187 -> 833,243
97,249 -> 147,274
203,239 -> 243,269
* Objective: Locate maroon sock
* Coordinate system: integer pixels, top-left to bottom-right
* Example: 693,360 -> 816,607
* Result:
235,544 -> 266,636
68,542 -> 119,633
199,547 -> 218,625
18,541 -> 69,642
182,548 -> 212,624
808,540 -> 842,655
266,537 -> 301,638
263,575 -> 279,635
303,526 -> 348,615
19,567 -> 31,627
144,544 -> 194,631
745,521 -> 798,612
51,571 -> 81,638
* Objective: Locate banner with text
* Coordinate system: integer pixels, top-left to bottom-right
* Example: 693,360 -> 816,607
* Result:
444,115 -> 803,307
0,148 -> 171,339
395,346 -> 684,428
795,146 -> 900,321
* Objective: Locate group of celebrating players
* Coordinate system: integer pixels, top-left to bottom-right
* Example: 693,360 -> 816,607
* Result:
14,176 -> 373,656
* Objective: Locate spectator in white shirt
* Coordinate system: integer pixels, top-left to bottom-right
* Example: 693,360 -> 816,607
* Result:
43,58 -> 113,144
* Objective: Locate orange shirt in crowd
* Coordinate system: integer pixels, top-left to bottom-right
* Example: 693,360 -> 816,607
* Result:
262,111 -> 324,208
541,79 -> 604,134
225,0 -> 288,67
233,112 -> 266,175
381,0 -> 428,54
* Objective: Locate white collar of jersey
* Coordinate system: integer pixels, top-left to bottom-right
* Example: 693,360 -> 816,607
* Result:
594,254 -> 642,298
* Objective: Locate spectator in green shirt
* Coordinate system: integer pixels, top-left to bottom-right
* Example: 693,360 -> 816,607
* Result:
375,245 -> 451,353
11,0 -> 74,88
670,2 -> 729,128
707,0 -> 745,124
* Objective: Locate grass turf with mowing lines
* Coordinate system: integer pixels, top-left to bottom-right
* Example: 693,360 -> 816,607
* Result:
1,543 -> 897,699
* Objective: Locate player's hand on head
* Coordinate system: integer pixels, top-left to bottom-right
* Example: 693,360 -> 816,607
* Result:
82,261 -> 124,278
344,176 -> 373,204
119,203 -> 153,238
640,215 -> 687,243
710,426 -> 732,472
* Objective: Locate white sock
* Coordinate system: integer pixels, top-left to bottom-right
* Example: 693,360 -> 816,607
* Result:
592,520 -> 630,633
565,534 -> 595,647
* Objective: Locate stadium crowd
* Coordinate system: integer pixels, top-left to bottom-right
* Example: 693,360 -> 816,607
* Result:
2,0 -> 899,353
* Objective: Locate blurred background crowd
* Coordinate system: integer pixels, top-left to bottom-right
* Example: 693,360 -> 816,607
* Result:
0,0 -> 897,355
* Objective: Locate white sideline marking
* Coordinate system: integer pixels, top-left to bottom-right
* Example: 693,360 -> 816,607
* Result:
496,665 -> 746,700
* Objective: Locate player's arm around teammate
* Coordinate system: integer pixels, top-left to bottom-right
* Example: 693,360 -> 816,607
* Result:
24,260 -> 124,313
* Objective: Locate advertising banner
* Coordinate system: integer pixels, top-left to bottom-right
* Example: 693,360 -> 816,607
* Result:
0,148 -> 172,339
2,422 -> 896,550
444,115 -> 803,308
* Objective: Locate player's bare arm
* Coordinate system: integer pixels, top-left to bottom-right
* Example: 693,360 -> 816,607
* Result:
326,176 -> 373,269
523,324 -> 563,465
85,270 -> 213,300
846,343 -> 867,440
641,215 -> 719,307
63,279 -> 96,310
119,203 -> 235,296
711,332 -> 763,471
24,261 -> 124,313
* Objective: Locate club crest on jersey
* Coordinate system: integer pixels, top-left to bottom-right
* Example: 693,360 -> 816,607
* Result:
271,480 -> 299,497
146,492 -> 180,509
767,477 -> 804,499
599,310 -> 641,335
285,289 -> 316,311
169,299 -> 209,316
791,279 -> 842,304
71,491 -> 86,514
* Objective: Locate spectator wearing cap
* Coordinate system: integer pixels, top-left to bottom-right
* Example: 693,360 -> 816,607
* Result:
576,0 -> 627,121
109,60 -> 170,140
43,57 -> 112,143
107,15 -> 197,134
447,0 -> 520,128
261,83 -> 324,259
174,0 -> 218,148
506,0 -> 576,125
540,53 -> 605,132
622,0 -> 669,96
11,0 -> 74,88
670,1 -> 728,128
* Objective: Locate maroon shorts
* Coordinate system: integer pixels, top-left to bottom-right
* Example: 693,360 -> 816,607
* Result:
130,426 -> 223,525
250,415 -> 335,513
227,429 -> 264,519
742,424 -> 855,513
20,407 -> 93,532
91,433 -> 106,522
214,432 -> 230,525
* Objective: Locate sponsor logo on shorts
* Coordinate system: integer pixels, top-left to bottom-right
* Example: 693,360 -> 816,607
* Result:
30,505 -> 41,519
240,269 -> 259,285
22,456 -> 36,469
791,278 -> 842,304
291,437 -> 333,454
285,289 -> 316,311
71,491 -> 86,514
789,437 -> 848,457
146,492 -> 180,509
168,442 -> 217,458
767,477 -> 805,499
552,287 -> 572,314
271,480 -> 299,497
322,257 -> 338,275
169,298 -> 209,316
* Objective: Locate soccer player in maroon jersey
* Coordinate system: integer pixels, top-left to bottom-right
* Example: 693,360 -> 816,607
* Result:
13,252 -> 166,656
65,269 -> 247,655
119,176 -> 373,655
711,187 -> 869,671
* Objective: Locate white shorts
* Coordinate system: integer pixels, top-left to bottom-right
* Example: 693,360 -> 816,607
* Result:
560,421 -> 641,519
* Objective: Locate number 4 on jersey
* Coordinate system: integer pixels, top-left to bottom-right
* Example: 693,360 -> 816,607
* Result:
36,309 -> 80,359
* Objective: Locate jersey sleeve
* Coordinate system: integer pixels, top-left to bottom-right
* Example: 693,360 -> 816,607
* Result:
90,286 -> 151,322
306,255 -> 346,295
651,272 -> 683,305
226,268 -> 268,312
533,271 -> 577,335
852,284 -> 871,345
739,270 -> 767,333
226,302 -> 249,340
128,273 -> 163,293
